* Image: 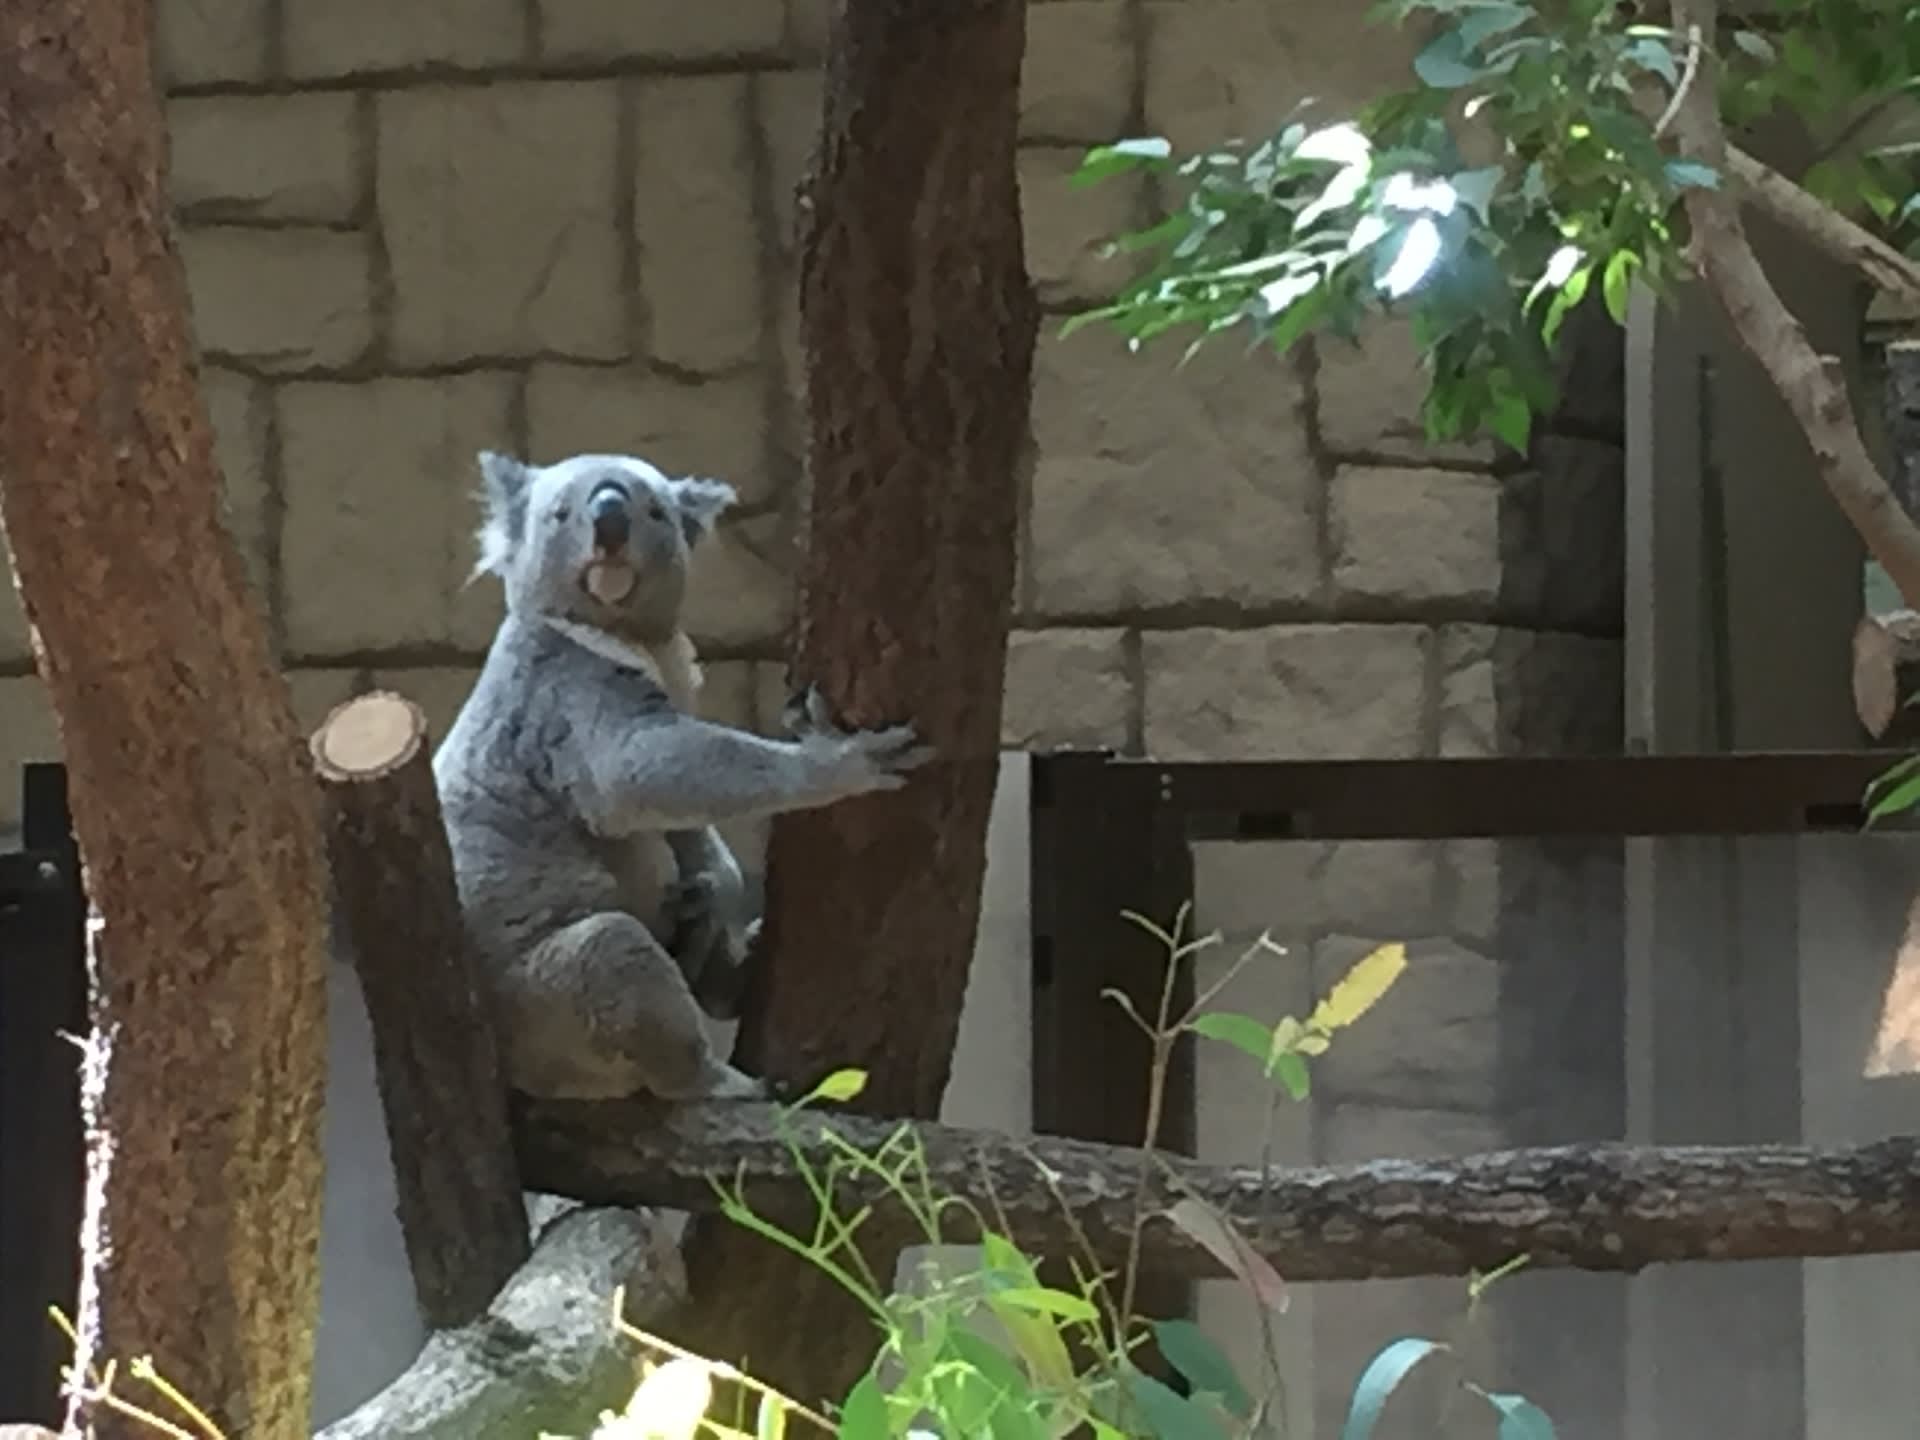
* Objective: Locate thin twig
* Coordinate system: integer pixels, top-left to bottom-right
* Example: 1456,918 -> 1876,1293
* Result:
1653,23 -> 1702,139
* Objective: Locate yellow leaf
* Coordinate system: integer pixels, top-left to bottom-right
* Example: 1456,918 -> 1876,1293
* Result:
1307,943 -> 1407,1032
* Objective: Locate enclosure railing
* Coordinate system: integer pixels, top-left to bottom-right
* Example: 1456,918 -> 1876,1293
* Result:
1026,747 -> 1915,1440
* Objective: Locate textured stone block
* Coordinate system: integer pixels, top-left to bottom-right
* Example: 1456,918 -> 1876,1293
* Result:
1142,625 -> 1429,760
368,666 -> 481,743
757,70 -> 825,258
1020,147 -> 1146,307
1442,838 -> 1501,940
1330,465 -> 1503,609
1029,329 -> 1320,616
380,83 -> 624,366
158,0 -> 269,87
1315,316 -> 1497,465
169,95 -> 362,224
538,0 -> 784,60
1144,1 -> 1415,152
1314,934 -> 1500,1110
179,227 -> 373,372
278,375 -> 517,656
1437,624 -> 1623,757
1023,2 -> 1135,144
525,364 -> 772,506
287,668 -> 364,734
284,0 -> 524,78
1195,838 -> 1438,938
1002,628 -> 1133,751
635,77 -> 762,374
788,0 -> 831,61
1321,1102 -> 1505,1164
0,680 -> 59,830
694,660 -> 758,731
202,368 -> 273,610
681,515 -> 793,649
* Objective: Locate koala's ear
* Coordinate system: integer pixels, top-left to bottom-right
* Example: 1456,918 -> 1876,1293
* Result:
474,451 -> 532,576
670,476 -> 737,546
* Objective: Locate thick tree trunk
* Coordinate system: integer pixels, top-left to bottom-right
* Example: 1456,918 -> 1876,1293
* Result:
677,0 -> 1038,1402
311,692 -> 529,1329
0,6 -> 331,1437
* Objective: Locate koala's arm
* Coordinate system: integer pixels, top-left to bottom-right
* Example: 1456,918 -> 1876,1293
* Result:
566,699 -> 930,835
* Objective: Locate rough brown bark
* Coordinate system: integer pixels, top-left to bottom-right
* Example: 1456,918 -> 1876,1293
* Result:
0,5 -> 330,1437
519,1098 -> 1920,1283
1668,0 -> 1920,608
311,692 -> 530,1329
676,0 -> 1039,1404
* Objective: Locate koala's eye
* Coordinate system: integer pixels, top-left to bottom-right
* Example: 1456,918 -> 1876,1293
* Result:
551,506 -> 571,523
646,500 -> 667,523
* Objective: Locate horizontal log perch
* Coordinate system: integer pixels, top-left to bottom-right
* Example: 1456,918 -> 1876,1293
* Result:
514,1096 -> 1920,1284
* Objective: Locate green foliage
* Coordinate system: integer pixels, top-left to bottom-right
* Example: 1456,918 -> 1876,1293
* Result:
643,922 -> 1549,1440
46,920 -> 1548,1440
1068,0 -> 1920,455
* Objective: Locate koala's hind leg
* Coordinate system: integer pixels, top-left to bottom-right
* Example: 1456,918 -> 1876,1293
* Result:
500,912 -> 765,1102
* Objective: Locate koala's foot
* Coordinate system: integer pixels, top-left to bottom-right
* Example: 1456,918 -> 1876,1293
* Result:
782,684 -> 935,796
501,911 -> 768,1102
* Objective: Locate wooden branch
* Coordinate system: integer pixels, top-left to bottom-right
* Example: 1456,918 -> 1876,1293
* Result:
1667,0 -> 1920,609
311,692 -> 529,1329
315,1207 -> 677,1440
514,1097 -> 1920,1283
1725,145 -> 1920,313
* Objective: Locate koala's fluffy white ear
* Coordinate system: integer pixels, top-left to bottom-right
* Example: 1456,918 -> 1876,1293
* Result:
474,451 -> 532,577
670,476 -> 736,546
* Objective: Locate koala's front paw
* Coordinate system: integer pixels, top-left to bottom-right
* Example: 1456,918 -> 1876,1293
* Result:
786,685 -> 935,796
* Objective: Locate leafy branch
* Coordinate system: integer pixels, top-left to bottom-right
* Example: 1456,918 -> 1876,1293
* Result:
1068,0 -> 1920,600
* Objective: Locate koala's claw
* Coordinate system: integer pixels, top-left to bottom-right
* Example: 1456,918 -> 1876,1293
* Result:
784,688 -> 936,785
783,683 -> 847,740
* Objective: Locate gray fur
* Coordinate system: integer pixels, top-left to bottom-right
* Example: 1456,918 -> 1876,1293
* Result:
435,450 -> 931,1102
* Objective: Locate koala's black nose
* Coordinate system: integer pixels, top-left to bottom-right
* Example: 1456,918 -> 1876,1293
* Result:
588,481 -> 630,550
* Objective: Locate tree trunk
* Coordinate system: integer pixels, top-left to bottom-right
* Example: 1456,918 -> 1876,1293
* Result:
677,0 -> 1038,1403
0,6 -> 331,1437
311,692 -> 530,1329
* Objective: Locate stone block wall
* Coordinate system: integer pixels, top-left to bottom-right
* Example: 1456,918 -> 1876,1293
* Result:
0,0 -> 1623,840
0,1 -> 1627,1430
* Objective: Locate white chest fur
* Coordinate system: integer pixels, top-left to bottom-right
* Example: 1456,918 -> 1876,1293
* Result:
546,617 -> 705,937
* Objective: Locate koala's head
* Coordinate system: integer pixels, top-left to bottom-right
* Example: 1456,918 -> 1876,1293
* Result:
473,451 -> 734,637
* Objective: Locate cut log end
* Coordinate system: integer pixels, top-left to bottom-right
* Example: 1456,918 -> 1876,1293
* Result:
311,691 -> 428,783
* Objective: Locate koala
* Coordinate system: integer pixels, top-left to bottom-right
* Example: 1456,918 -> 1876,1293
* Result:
433,450 -> 932,1103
